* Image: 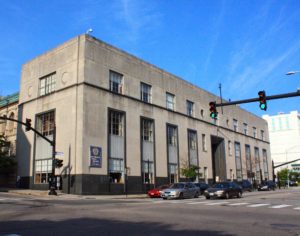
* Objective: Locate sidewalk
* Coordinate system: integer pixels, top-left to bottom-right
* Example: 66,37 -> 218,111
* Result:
0,187 -> 148,199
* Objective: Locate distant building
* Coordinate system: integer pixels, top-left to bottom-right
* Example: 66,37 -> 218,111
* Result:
0,93 -> 19,156
263,111 -> 300,172
16,35 -> 271,194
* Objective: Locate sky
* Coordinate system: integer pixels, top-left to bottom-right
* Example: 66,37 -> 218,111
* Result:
0,0 -> 299,117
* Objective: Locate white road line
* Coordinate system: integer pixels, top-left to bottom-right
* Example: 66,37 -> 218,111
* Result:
293,207 -> 300,210
205,201 -> 230,206
187,201 -> 208,205
228,202 -> 249,206
269,205 -> 292,209
247,204 -> 270,208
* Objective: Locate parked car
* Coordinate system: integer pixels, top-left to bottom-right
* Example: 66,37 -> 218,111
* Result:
147,184 -> 170,198
285,180 -> 298,187
257,180 -> 276,191
160,182 -> 200,199
237,180 -> 253,192
194,182 -> 209,195
204,181 -> 242,199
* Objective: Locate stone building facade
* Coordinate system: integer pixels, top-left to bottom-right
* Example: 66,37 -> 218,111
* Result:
16,35 -> 271,194
0,93 -> 19,156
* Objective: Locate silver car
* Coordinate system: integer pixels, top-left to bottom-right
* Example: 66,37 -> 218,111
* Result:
160,182 -> 200,199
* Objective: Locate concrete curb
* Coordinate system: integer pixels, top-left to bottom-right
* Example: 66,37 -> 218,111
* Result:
0,188 -> 149,199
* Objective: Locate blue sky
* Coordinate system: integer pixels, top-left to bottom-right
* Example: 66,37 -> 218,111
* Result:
0,0 -> 299,117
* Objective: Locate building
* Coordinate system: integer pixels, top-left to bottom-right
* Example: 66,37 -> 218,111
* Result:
263,111 -> 300,172
16,35 -> 271,194
0,92 -> 19,156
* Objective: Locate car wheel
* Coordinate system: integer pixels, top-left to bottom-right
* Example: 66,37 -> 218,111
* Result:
237,191 -> 242,198
163,198 -> 167,200
268,187 -> 270,191
194,192 -> 199,198
225,192 -> 230,199
179,192 -> 184,199
205,196 -> 210,200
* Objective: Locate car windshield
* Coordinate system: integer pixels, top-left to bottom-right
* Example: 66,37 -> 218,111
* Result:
213,183 -> 229,188
169,183 -> 185,189
158,185 -> 169,190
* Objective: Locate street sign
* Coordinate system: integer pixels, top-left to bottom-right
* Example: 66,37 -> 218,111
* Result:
55,152 -> 64,156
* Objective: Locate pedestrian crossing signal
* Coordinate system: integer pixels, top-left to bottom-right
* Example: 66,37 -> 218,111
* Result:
209,101 -> 218,119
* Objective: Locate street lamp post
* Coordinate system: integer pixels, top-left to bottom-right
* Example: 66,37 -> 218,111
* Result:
286,71 -> 300,75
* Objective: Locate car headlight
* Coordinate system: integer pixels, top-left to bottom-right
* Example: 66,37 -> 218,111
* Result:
204,190 -> 208,193
216,190 -> 224,194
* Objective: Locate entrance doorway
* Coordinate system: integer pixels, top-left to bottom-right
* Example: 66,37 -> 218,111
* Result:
211,136 -> 227,183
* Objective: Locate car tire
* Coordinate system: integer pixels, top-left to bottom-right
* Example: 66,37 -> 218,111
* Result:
237,191 -> 242,198
163,198 -> 167,200
205,196 -> 210,200
194,192 -> 199,198
225,192 -> 230,199
179,192 -> 184,199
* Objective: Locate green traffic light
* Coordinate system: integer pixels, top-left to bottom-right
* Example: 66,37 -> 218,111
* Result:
259,103 -> 267,111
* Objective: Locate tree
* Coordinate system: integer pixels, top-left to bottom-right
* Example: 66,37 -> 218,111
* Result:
181,161 -> 200,182
277,168 -> 300,183
0,134 -> 16,173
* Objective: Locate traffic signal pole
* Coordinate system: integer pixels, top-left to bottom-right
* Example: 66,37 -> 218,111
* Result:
213,90 -> 300,107
0,116 -> 57,195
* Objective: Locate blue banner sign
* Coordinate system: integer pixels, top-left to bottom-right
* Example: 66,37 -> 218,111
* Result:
90,146 -> 102,168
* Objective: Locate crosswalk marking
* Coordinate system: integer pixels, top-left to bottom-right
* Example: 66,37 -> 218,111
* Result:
247,204 -> 270,208
187,201 -> 208,205
293,207 -> 300,210
269,205 -> 291,209
228,202 -> 249,206
205,201 -> 230,206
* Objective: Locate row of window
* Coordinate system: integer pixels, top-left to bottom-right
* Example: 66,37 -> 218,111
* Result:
37,70 -> 266,140
234,142 -> 269,182
33,109 -> 269,185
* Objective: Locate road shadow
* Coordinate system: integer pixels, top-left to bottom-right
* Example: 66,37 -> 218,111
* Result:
0,218 -> 234,236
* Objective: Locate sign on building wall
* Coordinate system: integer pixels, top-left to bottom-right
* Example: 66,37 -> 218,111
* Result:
90,146 -> 102,168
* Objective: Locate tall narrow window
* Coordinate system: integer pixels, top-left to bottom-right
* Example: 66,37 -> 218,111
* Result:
140,82 -> 152,103
109,70 -> 123,94
254,147 -> 261,182
285,117 -> 290,129
260,130 -> 265,141
262,149 -> 268,180
35,111 -> 55,184
141,118 -> 154,184
39,73 -> 56,96
253,127 -> 257,138
108,110 -> 125,183
166,93 -> 175,110
235,142 -> 242,181
245,145 -> 252,181
243,123 -> 248,135
188,130 -> 198,167
202,134 -> 207,151
233,119 -> 238,132
167,125 -> 178,183
186,100 -> 194,117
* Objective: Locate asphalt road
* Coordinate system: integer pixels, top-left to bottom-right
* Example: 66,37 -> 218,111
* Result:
0,188 -> 300,236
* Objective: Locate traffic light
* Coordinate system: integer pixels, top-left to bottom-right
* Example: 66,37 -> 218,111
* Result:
54,158 -> 63,168
258,91 -> 267,111
25,118 -> 32,131
209,101 -> 218,119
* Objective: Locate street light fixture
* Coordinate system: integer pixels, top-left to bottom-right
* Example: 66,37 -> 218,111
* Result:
286,71 -> 300,75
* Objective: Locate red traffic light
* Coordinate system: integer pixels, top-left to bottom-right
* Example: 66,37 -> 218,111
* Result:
25,118 -> 32,131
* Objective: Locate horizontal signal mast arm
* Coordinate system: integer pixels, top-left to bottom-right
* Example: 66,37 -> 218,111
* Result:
0,116 -> 54,146
215,90 -> 300,107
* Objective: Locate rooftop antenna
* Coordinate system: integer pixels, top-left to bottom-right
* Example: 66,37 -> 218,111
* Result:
86,28 -> 93,35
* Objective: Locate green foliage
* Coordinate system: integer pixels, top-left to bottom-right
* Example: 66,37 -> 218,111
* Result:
0,135 -> 16,173
277,168 -> 300,182
181,162 -> 200,181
